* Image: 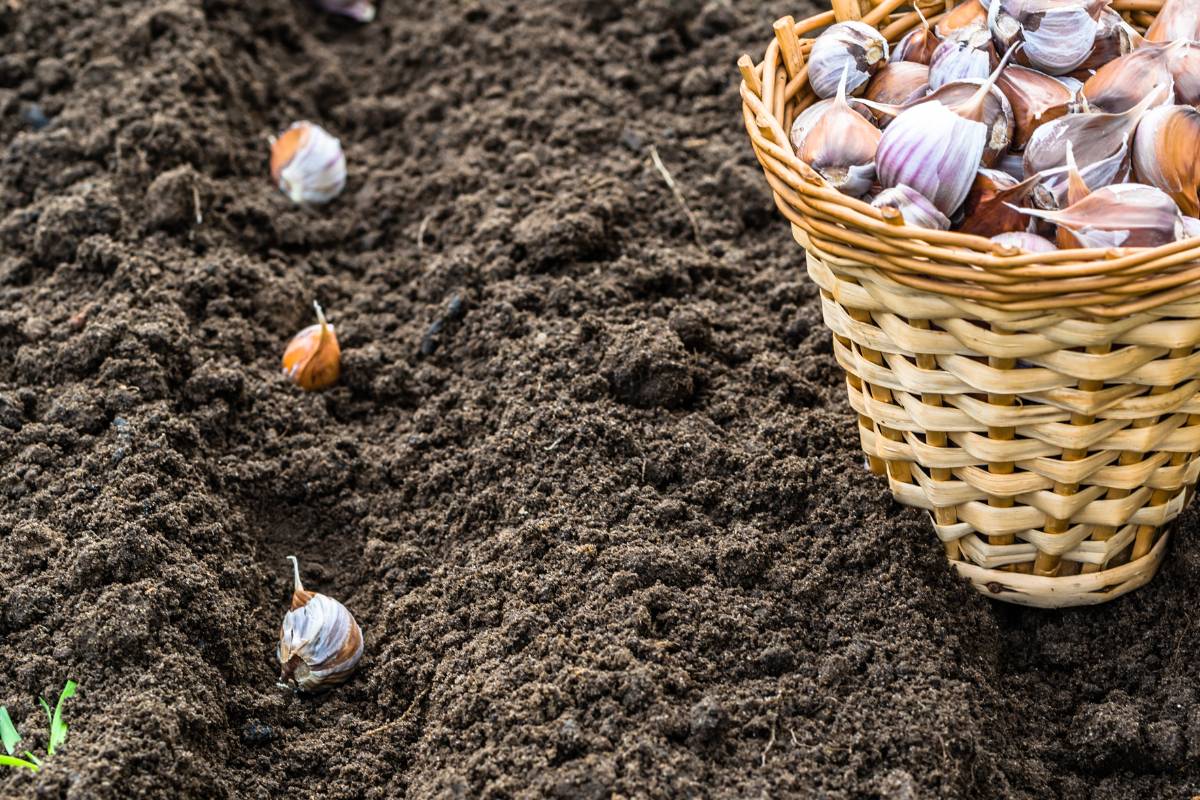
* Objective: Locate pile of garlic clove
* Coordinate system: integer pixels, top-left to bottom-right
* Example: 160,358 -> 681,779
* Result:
788,0 -> 1200,253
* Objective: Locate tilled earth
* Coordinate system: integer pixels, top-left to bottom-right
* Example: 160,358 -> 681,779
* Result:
2,1 -> 1200,798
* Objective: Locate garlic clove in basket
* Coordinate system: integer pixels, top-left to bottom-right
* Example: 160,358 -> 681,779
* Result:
864,62 -> 930,111
935,0 -> 988,39
928,25 -> 995,91
1076,9 -> 1136,73
1146,0 -> 1200,44
988,0 -> 1107,76
996,153 -> 1025,182
995,65 -> 1073,150
870,184 -> 951,230
891,6 -> 941,65
921,77 -> 1014,166
789,97 -> 874,151
1082,44 -> 1177,114
1132,105 -> 1200,218
957,169 -> 1042,237
1183,215 -> 1200,240
797,67 -> 882,198
1167,44 -> 1200,108
807,21 -> 890,99
990,231 -> 1059,252
270,121 -> 347,205
314,0 -> 376,21
1014,183 -> 1185,249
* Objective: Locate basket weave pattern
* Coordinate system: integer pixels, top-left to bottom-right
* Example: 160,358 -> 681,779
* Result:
742,0 -> 1198,606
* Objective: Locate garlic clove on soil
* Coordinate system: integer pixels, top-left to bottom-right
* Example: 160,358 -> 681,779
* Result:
314,0 -> 376,22
270,121 -> 347,205
278,556 -> 364,692
807,21 -> 890,99
282,301 -> 342,392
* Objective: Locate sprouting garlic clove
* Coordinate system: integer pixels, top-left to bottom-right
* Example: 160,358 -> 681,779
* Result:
807,21 -> 890,99
789,97 -> 874,150
283,301 -> 342,391
876,43 -> 1017,216
996,65 -> 1072,150
314,0 -> 375,21
958,169 -> 1041,237
278,556 -> 364,692
1082,43 -> 1178,113
988,0 -> 1107,76
928,25 -> 995,91
891,7 -> 941,65
270,121 -> 347,204
864,62 -> 931,110
1076,9 -> 1135,72
1014,183 -> 1185,249
1146,0 -> 1200,44
991,231 -> 1059,252
1132,105 -> 1200,218
936,0 -> 988,39
870,184 -> 951,230
797,67 -> 882,198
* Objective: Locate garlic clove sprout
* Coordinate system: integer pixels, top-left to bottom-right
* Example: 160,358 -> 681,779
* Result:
1015,183 -> 1185,249
807,21 -> 890,99
988,0 -> 1107,76
797,67 -> 882,198
996,65 -> 1073,149
278,556 -> 364,692
270,121 -> 347,205
1146,0 -> 1200,44
870,184 -> 952,230
991,231 -> 1059,252
1132,105 -> 1200,218
958,169 -> 1042,237
314,0 -> 375,21
283,301 -> 342,392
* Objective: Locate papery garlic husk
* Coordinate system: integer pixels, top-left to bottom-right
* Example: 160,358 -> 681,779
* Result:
1023,84 -> 1171,207
958,169 -> 1042,237
315,0 -> 375,21
1076,9 -> 1134,72
808,21 -> 890,99
1016,183 -> 1185,249
920,78 -> 1014,166
864,62 -> 931,111
1080,43 -> 1200,113
877,44 -> 1017,215
278,556 -> 364,692
789,97 -> 874,151
797,68 -> 882,197
936,0 -> 988,38
270,121 -> 347,204
870,184 -> 951,230
891,10 -> 941,65
988,0 -> 1107,76
996,65 -> 1072,150
1146,0 -> 1200,44
1132,105 -> 1200,218
991,231 -> 1059,252
929,25 -> 995,90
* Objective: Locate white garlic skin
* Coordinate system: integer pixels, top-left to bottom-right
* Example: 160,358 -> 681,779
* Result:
807,21 -> 889,99
988,0 -> 1102,76
278,557 -> 363,692
315,0 -> 375,21
928,27 -> 993,91
271,122 -> 347,205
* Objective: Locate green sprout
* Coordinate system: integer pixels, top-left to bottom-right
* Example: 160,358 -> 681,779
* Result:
0,681 -> 76,772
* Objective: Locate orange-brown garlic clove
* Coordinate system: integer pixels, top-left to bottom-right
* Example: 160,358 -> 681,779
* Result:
1132,105 -> 1200,218
278,556 -> 364,692
270,121 -> 347,205
935,0 -> 987,39
282,301 -> 341,391
1145,0 -> 1200,44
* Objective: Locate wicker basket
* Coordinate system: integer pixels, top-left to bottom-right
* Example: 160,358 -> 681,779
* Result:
740,0 -> 1200,607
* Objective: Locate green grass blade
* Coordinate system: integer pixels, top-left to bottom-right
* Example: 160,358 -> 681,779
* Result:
0,754 -> 38,771
22,751 -> 40,767
0,707 -> 19,756
44,681 -> 76,757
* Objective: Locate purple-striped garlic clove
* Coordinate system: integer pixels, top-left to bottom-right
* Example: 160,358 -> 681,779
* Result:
270,121 -> 347,205
807,21 -> 890,99
789,97 -> 874,150
870,184 -> 951,230
278,557 -> 364,692
796,67 -> 882,198
996,65 -> 1073,150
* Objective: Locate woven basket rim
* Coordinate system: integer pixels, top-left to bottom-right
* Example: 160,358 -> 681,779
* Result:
740,0 -> 1194,317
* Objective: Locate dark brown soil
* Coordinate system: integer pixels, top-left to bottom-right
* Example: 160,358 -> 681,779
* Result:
2,1 -> 1200,798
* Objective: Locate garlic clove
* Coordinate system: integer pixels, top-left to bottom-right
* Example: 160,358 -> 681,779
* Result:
1183,216 -> 1200,240
1082,44 -> 1176,114
991,231 -> 1059,252
1076,9 -> 1135,73
996,153 -> 1026,182
1167,43 -> 1200,107
797,67 -> 882,198
1146,0 -> 1200,44
891,7 -> 941,65
789,97 -> 874,150
807,21 -> 890,99
929,25 -> 996,91
270,121 -> 347,205
1015,183 -> 1185,249
870,184 -> 951,230
1132,105 -> 1200,218
958,169 -> 1042,237
314,0 -> 375,21
283,301 -> 342,391
996,65 -> 1072,150
864,62 -> 931,110
278,556 -> 364,692
1034,143 -> 1130,210
936,0 -> 988,39
988,0 -> 1107,76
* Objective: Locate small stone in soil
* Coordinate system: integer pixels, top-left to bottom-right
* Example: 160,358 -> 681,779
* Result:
21,103 -> 48,130
240,721 -> 274,745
